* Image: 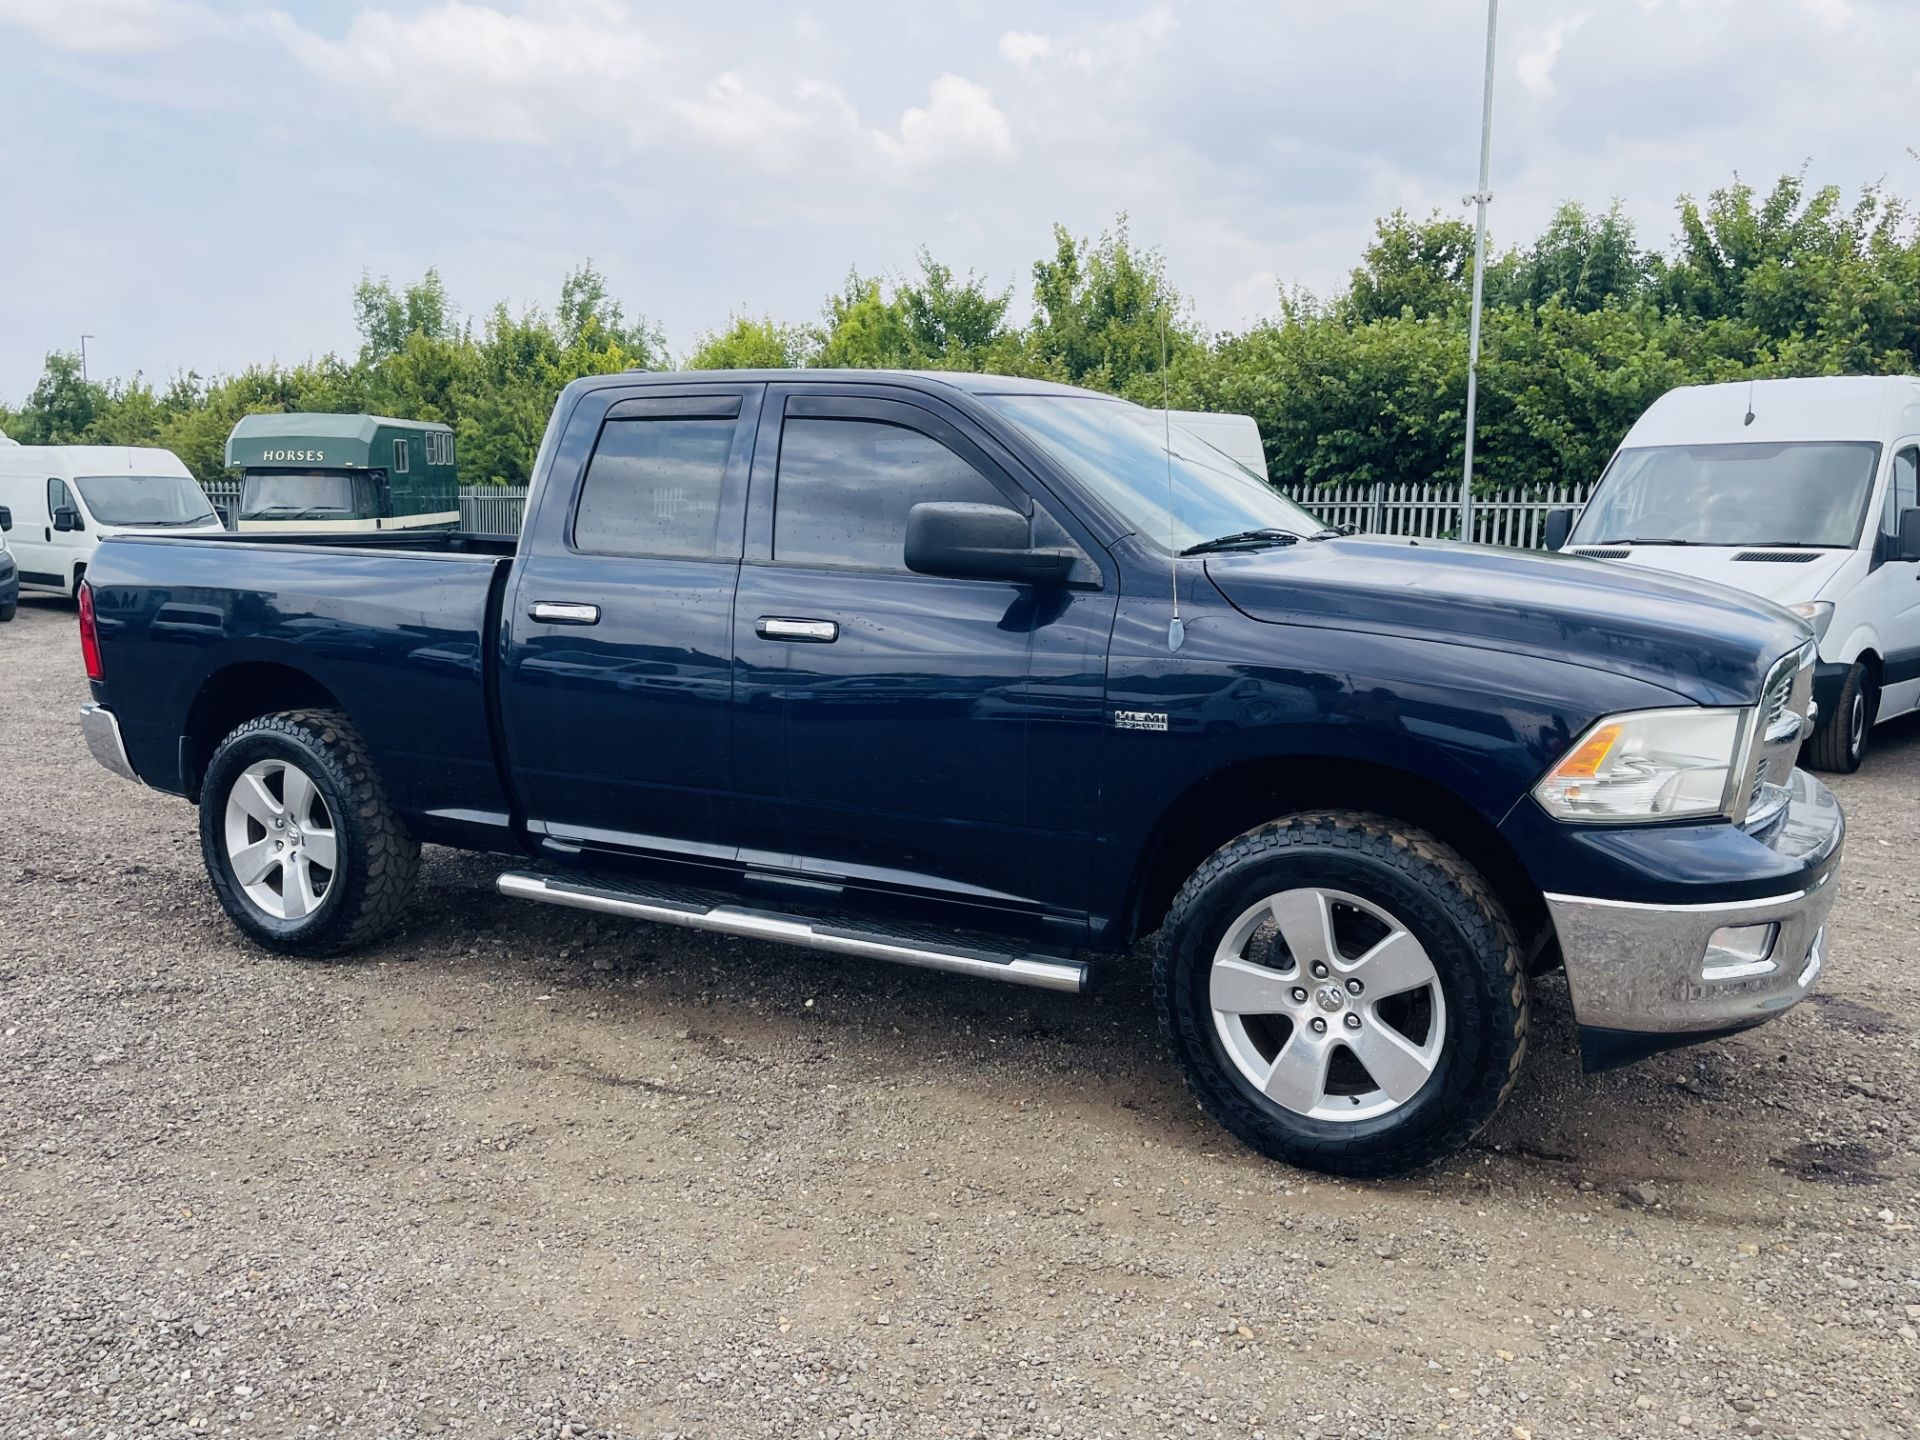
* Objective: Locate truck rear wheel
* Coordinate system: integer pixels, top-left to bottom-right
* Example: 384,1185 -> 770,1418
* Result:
1155,812 -> 1528,1177
198,709 -> 420,956
1805,661 -> 1873,773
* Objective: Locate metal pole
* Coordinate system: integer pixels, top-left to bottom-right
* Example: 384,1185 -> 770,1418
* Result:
1459,0 -> 1497,543
80,334 -> 94,384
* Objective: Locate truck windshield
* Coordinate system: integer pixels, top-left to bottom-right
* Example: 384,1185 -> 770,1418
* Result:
981,393 -> 1320,552
74,475 -> 217,527
241,471 -> 357,517
1571,441 -> 1881,548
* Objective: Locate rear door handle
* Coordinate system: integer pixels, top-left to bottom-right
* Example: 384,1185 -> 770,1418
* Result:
757,616 -> 839,643
528,601 -> 600,625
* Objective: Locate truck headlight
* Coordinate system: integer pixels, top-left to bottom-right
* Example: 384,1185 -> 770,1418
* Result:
1533,708 -> 1748,823
1786,600 -> 1834,642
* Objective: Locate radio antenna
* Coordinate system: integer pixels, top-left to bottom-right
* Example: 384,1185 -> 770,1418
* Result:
1743,375 -> 1757,427
1162,308 -> 1185,652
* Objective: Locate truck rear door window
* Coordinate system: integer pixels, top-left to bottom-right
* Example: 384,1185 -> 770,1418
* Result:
773,417 -> 1006,571
574,417 -> 735,559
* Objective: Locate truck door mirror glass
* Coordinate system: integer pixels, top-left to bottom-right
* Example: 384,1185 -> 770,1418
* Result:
52,506 -> 82,533
0,505 -> 11,532
1899,507 -> 1920,562
904,502 -> 1074,584
1543,507 -> 1577,552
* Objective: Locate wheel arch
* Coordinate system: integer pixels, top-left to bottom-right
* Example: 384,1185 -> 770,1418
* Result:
181,662 -> 344,800
1124,755 -> 1546,955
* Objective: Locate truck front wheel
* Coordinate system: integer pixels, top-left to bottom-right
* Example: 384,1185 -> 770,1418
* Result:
198,709 -> 420,956
1155,812 -> 1528,1177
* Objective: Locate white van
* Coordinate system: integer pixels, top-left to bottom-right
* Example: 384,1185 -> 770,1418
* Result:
0,445 -> 223,598
1546,376 -> 1920,772
1169,410 -> 1268,478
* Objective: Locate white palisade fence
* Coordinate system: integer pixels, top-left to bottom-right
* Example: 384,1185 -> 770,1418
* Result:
1277,479 -> 1596,550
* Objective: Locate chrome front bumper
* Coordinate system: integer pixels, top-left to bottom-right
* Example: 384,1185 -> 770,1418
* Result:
1546,768 -> 1843,1043
80,702 -> 139,784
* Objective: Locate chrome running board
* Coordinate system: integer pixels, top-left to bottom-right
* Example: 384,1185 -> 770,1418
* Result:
496,871 -> 1088,994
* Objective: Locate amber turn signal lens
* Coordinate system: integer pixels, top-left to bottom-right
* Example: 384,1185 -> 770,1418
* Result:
1553,721 -> 1622,781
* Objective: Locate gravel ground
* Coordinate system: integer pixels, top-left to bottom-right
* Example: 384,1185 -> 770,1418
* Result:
2,593 -> 1916,1440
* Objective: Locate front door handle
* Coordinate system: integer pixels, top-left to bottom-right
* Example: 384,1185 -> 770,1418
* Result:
528,601 -> 600,625
757,616 -> 839,643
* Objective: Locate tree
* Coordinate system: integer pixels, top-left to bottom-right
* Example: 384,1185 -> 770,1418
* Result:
1026,217 -> 1198,396
1491,201 -> 1648,313
1342,210 -> 1477,324
686,315 -> 809,369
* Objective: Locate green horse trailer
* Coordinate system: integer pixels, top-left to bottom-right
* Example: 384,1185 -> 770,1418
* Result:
225,413 -> 458,532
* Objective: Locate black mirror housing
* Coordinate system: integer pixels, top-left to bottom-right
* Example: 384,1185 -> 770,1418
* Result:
905,502 -> 1074,584
0,505 -> 11,532
1899,507 -> 1920,563
52,506 -> 81,533
1543,507 -> 1577,552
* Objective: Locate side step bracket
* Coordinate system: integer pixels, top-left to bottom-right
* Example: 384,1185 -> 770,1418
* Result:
496,871 -> 1088,994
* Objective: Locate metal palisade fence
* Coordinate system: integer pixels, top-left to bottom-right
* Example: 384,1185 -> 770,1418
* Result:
1277,479 -> 1596,550
204,479 -> 1593,551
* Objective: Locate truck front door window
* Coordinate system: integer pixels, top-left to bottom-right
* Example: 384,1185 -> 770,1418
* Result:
773,418 -> 1010,570
574,417 -> 735,559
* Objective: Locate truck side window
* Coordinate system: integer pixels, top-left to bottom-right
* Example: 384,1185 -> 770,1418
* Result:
774,417 -> 1008,571
1886,447 -> 1918,537
574,416 -> 736,559
48,477 -> 76,519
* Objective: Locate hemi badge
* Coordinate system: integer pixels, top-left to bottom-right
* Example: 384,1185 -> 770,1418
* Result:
1114,709 -> 1169,732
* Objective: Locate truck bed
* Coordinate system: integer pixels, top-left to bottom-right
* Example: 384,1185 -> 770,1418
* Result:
85,531 -> 518,851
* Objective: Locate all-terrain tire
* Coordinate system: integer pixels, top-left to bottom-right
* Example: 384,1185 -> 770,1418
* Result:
1804,661 -> 1873,773
1155,811 -> 1529,1178
199,709 -> 420,956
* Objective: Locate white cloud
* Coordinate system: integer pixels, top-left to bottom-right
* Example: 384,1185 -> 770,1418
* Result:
1063,5 -> 1176,74
874,74 -> 1014,168
0,0 -> 218,53
998,30 -> 1052,67
261,1 -> 1007,174
1517,14 -> 1588,99
1797,0 -> 1854,26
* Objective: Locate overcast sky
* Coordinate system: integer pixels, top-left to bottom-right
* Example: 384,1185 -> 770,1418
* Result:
3,0 -> 1916,401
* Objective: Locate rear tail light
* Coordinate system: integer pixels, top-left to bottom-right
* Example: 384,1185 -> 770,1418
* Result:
78,581 -> 103,681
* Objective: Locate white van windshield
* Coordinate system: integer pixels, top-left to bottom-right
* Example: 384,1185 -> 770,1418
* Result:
982,393 -> 1322,552
74,475 -> 217,527
1572,441 -> 1880,549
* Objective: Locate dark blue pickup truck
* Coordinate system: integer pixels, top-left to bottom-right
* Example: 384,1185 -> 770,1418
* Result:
78,370 -> 1845,1175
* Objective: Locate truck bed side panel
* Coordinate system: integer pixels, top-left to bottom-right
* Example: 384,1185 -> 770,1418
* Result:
87,538 -> 514,845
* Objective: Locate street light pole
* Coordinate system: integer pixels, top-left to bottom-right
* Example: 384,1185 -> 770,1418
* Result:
1459,0 -> 1498,544
80,334 -> 95,385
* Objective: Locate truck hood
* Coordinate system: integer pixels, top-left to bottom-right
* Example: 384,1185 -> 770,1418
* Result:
1562,543 -> 1851,606
1204,536 -> 1811,707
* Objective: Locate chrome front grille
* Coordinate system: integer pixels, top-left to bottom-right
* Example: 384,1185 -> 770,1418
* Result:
1739,641 -> 1816,829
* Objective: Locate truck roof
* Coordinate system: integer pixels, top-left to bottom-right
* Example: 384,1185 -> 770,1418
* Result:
1626,376 -> 1920,448
563,369 -> 1110,400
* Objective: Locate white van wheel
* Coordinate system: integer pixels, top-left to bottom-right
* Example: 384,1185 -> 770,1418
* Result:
1806,661 -> 1874,773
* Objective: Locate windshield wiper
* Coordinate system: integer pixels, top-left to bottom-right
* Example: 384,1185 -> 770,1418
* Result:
1593,537 -> 1692,546
1181,528 -> 1302,556
133,516 -> 214,527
